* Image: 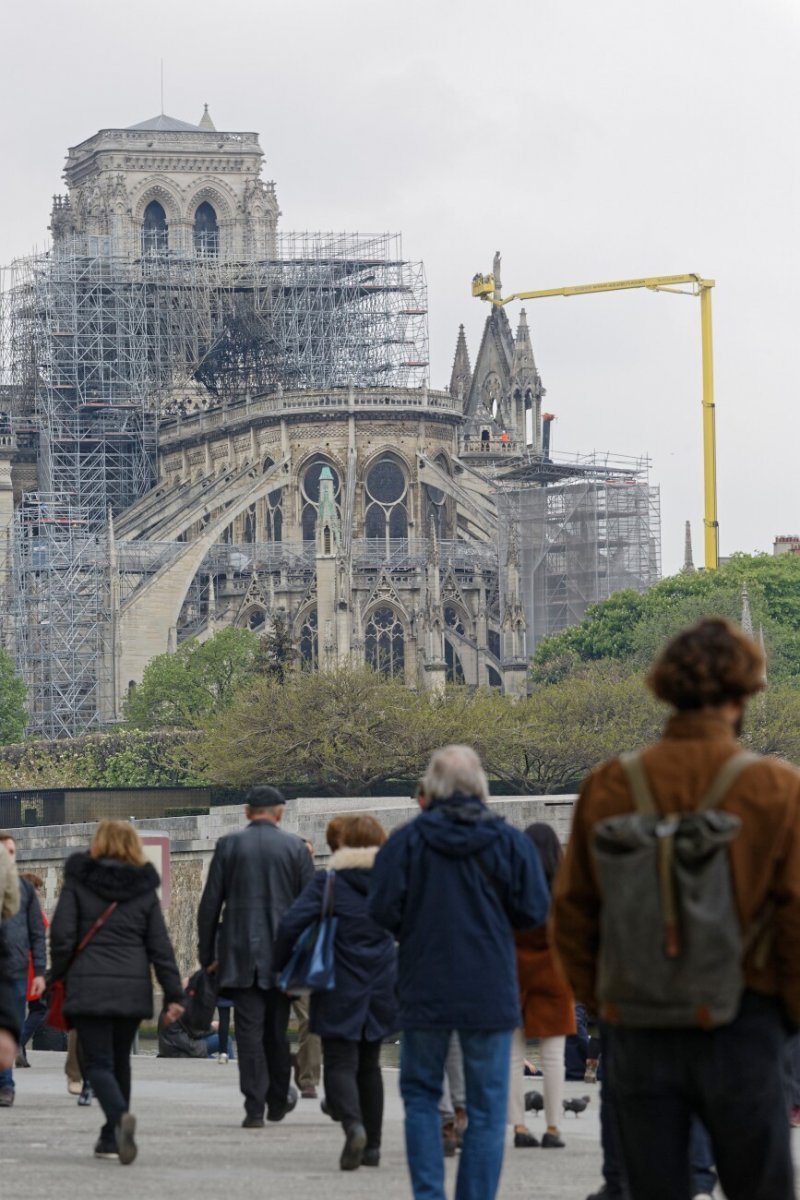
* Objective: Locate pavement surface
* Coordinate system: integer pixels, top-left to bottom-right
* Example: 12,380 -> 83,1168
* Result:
2,1051 -> 608,1199
3,1051 -> 798,1198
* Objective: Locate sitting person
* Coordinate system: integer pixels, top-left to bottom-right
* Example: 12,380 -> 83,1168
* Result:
157,1009 -> 208,1059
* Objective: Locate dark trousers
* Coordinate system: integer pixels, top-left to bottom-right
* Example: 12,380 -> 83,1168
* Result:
72,1016 -> 139,1140
607,992 -> 794,1200
0,977 -> 28,1090
598,1030 -> 630,1198
229,986 -> 291,1119
21,997 -> 48,1049
322,1036 -> 383,1149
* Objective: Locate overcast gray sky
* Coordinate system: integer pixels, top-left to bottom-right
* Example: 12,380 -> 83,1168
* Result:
2,0 -> 798,574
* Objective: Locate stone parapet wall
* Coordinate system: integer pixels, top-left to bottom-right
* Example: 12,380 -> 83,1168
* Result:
8,795 -> 576,977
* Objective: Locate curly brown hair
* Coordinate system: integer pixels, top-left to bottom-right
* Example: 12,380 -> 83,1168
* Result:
647,617 -> 766,710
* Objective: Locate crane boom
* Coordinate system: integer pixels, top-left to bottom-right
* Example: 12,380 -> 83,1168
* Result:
471,268 -> 718,569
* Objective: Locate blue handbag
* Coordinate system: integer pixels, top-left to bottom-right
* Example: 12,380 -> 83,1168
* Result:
279,870 -> 337,994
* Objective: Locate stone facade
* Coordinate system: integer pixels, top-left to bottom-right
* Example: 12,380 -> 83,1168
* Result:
50,108 -> 279,261
9,796 -> 576,976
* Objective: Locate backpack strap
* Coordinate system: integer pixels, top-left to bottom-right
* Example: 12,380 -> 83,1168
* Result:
619,751 -> 658,816
697,751 -> 760,812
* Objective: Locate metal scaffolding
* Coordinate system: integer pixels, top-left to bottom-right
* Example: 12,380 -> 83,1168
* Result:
0,230 -> 430,734
497,454 -> 661,646
11,494 -> 109,739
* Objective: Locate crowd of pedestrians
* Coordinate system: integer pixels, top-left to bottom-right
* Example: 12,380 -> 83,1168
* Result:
1,617 -> 799,1200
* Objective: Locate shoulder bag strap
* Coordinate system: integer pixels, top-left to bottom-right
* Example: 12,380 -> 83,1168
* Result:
619,750 -> 658,816
73,901 -> 118,961
697,751 -> 760,812
320,871 -> 335,919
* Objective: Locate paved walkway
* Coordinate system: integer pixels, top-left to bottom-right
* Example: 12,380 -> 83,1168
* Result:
2,1051 -> 606,1199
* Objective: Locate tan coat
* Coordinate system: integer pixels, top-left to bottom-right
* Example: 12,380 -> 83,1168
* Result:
515,926 -> 576,1038
0,842 -> 19,921
552,713 -> 800,1024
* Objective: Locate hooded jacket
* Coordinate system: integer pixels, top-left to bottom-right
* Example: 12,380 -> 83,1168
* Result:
275,846 -> 397,1042
369,795 -> 550,1030
49,852 -> 184,1020
1,875 -> 46,980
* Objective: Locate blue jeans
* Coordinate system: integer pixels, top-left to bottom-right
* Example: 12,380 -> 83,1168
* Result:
0,977 -> 28,1090
400,1028 -> 512,1200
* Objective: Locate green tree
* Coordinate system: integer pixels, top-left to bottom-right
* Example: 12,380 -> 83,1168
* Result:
124,626 -> 260,730
0,649 -> 27,744
199,666 -> 422,795
510,663 -> 665,793
533,555 -> 800,684
256,611 -> 299,682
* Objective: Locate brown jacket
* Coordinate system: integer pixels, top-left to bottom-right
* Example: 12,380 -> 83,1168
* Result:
552,712 -> 800,1024
515,926 -> 576,1038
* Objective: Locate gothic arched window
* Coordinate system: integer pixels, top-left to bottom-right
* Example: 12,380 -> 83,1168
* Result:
243,504 -> 256,543
424,454 -> 452,539
299,608 -> 318,667
194,201 -> 219,256
301,456 -> 340,542
245,607 -> 266,633
142,200 -> 168,255
364,457 -> 408,551
445,638 -> 465,684
265,488 -> 283,543
444,605 -> 466,637
365,605 -> 405,679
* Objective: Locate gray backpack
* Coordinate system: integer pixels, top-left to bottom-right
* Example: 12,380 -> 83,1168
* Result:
593,750 -> 759,1030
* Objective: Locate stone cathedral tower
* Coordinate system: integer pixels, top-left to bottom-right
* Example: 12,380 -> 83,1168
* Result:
49,107 -> 279,260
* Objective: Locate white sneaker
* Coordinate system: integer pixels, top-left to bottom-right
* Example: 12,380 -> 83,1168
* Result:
692,1193 -> 714,1199
218,1052 -> 229,1064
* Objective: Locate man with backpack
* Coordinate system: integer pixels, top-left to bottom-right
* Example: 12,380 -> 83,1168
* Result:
552,618 -> 800,1200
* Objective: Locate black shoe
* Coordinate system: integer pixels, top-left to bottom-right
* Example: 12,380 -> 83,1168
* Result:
93,1138 -> 119,1160
541,1131 -> 565,1148
0,1087 -> 14,1107
320,1097 -> 339,1121
362,1147 -> 380,1167
116,1113 -> 137,1165
514,1129 -> 540,1147
267,1085 -> 298,1122
586,1189 -> 628,1200
15,1049 -> 30,1068
78,1083 -> 93,1106
242,1114 -> 265,1128
340,1122 -> 367,1171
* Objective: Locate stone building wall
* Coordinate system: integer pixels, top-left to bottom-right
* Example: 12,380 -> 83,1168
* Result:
9,795 -> 576,977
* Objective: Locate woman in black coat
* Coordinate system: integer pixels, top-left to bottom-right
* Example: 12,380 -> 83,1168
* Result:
275,814 -> 397,1171
49,820 -> 184,1164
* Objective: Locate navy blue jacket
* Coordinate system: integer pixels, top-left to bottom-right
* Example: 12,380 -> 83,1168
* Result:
1,876 -> 46,980
368,794 -> 549,1031
275,847 -> 397,1042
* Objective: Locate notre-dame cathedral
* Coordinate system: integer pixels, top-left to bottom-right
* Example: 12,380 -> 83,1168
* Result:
0,108 -> 659,736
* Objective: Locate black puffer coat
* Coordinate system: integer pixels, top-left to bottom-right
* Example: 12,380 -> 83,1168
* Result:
49,852 -> 184,1020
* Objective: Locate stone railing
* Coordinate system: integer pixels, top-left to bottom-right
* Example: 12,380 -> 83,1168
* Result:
159,387 -> 461,446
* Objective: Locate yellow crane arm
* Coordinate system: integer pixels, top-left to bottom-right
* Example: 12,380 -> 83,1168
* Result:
471,272 -> 714,303
470,270 -> 718,569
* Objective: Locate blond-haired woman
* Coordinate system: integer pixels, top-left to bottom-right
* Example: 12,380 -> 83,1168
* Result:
50,819 -> 184,1164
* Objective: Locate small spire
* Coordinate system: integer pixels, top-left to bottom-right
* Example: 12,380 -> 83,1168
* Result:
681,520 -> 695,573
449,324 -> 472,402
199,103 -> 216,131
741,585 -> 753,637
